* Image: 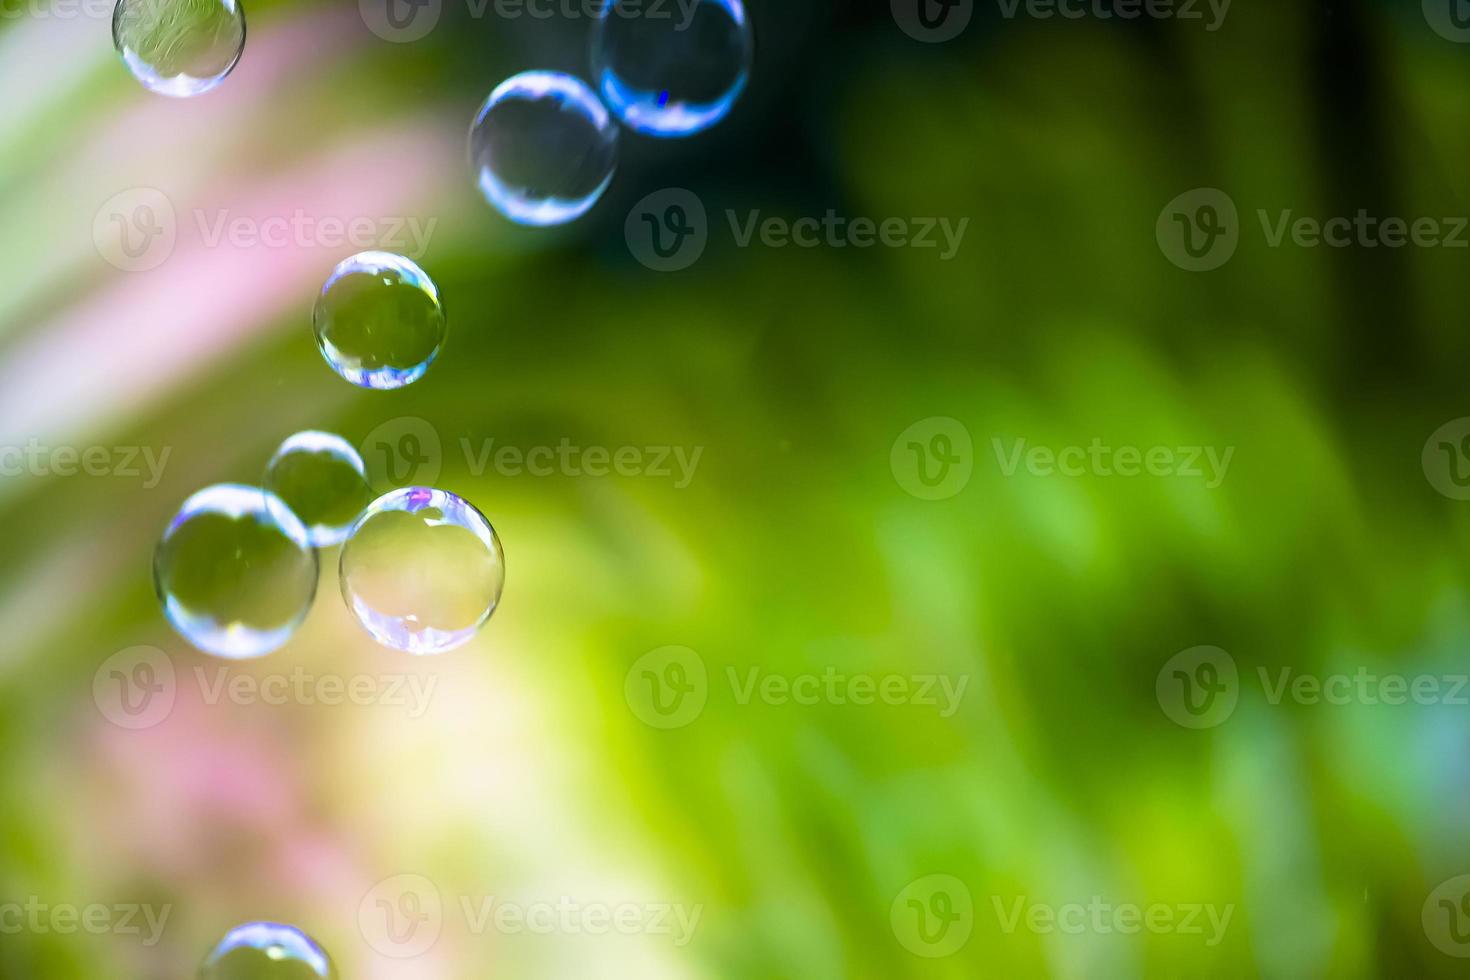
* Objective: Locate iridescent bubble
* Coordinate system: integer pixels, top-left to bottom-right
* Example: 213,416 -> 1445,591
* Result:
113,0 -> 246,98
591,0 -> 752,137
313,252 -> 446,390
264,431 -> 374,548
153,484 -> 318,659
469,71 -> 619,226
200,922 -> 337,980
340,487 -> 505,654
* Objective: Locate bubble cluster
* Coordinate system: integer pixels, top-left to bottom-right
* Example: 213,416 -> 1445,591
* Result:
469,71 -> 620,227
153,484 -> 317,660
200,922 -> 337,979
313,252 -> 446,390
339,487 -> 505,654
591,0 -> 752,137
264,431 -> 374,548
112,0 -> 246,98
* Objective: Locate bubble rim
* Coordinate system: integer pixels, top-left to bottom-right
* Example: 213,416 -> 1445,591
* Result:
153,483 -> 318,660
590,0 -> 752,138
468,69 -> 619,227
312,250 -> 447,391
112,0 -> 247,99
338,486 -> 505,655
202,921 -> 335,978
264,430 -> 372,548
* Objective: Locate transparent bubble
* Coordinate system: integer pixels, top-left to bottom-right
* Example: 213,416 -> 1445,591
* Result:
340,487 -> 505,654
153,484 -> 318,659
264,431 -> 374,548
200,922 -> 337,980
113,0 -> 246,98
313,252 -> 446,390
469,71 -> 619,227
591,0 -> 752,137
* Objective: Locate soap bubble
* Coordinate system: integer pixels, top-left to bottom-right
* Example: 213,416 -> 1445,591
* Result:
113,0 -> 246,98
340,487 -> 505,654
200,922 -> 336,979
264,431 -> 374,548
313,252 -> 446,390
153,484 -> 318,659
469,71 -> 619,226
591,0 -> 752,137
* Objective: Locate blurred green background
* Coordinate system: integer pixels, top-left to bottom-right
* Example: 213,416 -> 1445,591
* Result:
3,0 -> 1470,976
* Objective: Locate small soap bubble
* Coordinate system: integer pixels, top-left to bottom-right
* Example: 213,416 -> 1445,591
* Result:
340,487 -> 505,654
591,0 -> 752,137
469,71 -> 619,226
200,922 -> 336,979
113,0 -> 246,98
313,252 -> 446,390
264,432 -> 374,548
153,484 -> 318,659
